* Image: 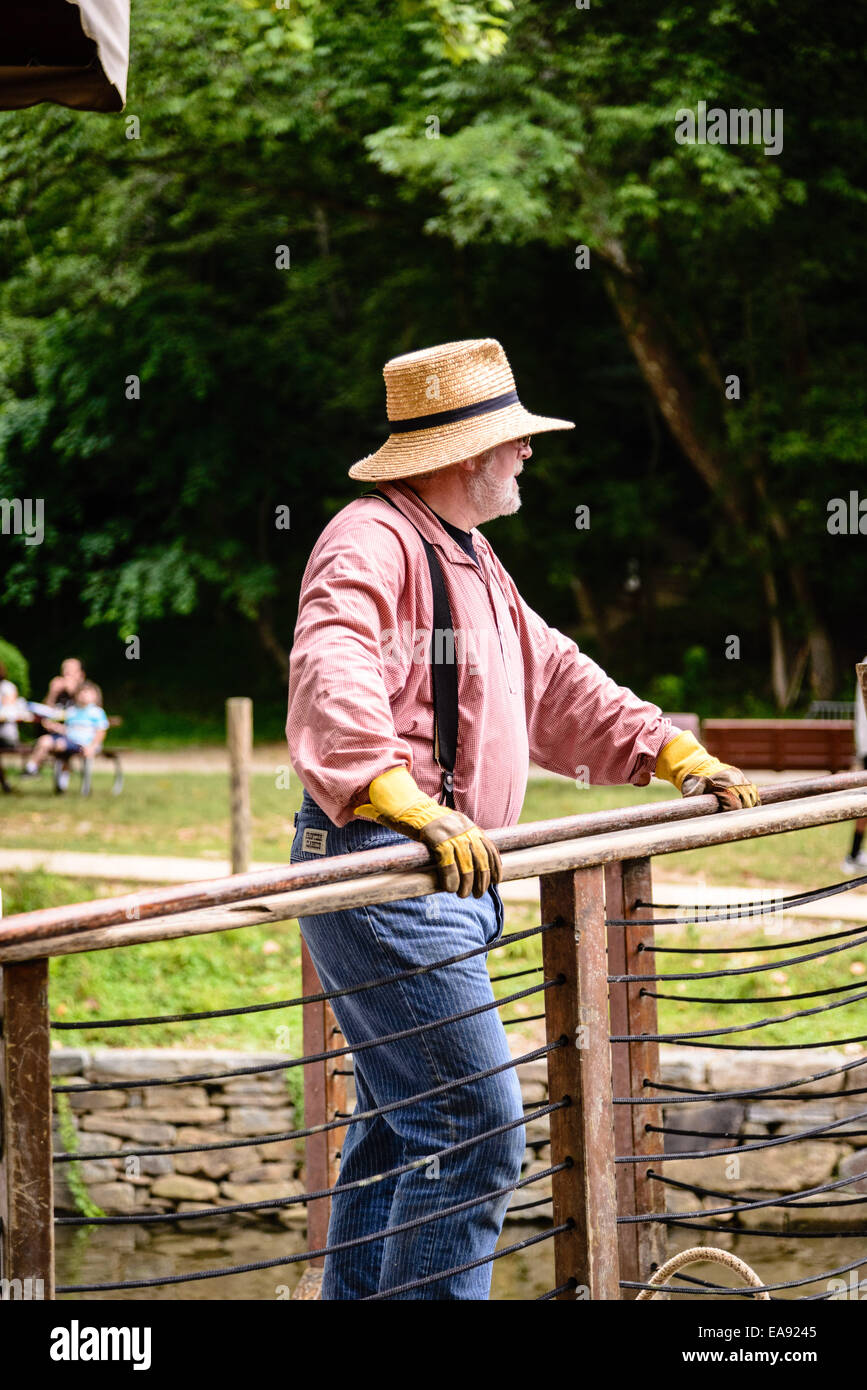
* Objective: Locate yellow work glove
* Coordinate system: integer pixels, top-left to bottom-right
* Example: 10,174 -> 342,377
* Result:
354,766 -> 502,899
655,731 -> 759,811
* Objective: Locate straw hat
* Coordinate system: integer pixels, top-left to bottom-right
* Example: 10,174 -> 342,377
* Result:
349,338 -> 574,481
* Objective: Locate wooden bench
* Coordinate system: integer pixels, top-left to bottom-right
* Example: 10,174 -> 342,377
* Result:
702,719 -> 855,773
0,742 -> 125,795
50,713 -> 125,796
53,747 -> 125,796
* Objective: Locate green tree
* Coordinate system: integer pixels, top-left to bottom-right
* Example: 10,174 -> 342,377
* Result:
365,0 -> 867,701
0,0 -> 863,713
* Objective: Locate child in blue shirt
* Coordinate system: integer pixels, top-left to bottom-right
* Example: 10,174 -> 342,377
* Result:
24,682 -> 109,790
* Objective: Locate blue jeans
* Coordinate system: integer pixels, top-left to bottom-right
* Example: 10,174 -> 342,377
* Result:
291,788 -> 524,1300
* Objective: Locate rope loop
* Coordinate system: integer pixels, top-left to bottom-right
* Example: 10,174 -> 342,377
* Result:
636,1247 -> 771,1300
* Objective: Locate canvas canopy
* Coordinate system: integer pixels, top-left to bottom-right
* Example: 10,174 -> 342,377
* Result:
0,0 -> 129,112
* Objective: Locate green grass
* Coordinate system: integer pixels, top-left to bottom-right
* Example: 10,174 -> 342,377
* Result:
51,916 -> 305,1053
1,873 -> 304,1060
0,772 -> 303,859
643,912 -> 867,1049
489,904 -> 867,1050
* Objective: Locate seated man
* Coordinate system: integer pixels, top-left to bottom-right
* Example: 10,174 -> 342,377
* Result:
23,681 -> 109,790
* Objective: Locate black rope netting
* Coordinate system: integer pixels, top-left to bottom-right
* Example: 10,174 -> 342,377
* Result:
605,871 -> 867,926
51,920 -> 555,1032
606,864 -> 867,1301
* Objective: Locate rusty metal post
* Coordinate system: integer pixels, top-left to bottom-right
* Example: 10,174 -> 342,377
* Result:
604,857 -> 665,1295
0,958 -> 55,1299
605,860 -> 638,1292
300,938 -> 348,1268
540,865 -> 620,1300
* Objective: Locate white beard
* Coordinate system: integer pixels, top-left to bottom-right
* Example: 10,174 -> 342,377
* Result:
465,454 -> 521,522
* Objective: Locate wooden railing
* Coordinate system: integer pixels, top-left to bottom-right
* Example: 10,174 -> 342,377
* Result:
2,771 -> 867,1300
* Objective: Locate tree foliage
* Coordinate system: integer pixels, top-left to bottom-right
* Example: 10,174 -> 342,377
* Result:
0,0 -> 863,710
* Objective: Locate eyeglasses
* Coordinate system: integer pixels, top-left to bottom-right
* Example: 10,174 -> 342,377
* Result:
514,435 -> 532,448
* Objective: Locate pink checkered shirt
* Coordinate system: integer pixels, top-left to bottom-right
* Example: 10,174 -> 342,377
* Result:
286,480 -> 674,829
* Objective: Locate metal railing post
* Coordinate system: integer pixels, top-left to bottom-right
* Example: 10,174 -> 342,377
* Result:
605,856 -> 665,1295
540,865 -> 620,1299
0,958 -> 54,1299
300,939 -> 347,1276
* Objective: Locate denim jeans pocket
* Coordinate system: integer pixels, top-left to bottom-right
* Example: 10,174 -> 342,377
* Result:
292,798 -> 407,864
290,799 -> 334,863
485,882 -> 505,947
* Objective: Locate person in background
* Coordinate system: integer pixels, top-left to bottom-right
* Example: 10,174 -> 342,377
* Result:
23,681 -> 109,790
44,656 -> 86,709
843,656 -> 867,874
0,662 -> 20,747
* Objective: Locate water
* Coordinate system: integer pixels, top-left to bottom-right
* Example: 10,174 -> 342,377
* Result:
55,1221 -> 861,1300
55,1219 -> 555,1301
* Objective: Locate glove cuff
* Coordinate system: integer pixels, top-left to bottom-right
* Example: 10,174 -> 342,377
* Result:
655,731 -> 725,791
355,765 -> 443,831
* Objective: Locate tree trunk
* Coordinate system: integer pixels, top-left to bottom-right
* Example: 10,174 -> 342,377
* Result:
749,465 -> 836,698
760,567 -> 789,708
256,608 -> 289,684
603,272 -> 746,522
602,270 -> 834,707
569,574 -> 610,662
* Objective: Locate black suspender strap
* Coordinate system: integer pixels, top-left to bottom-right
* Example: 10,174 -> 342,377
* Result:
363,488 -> 458,808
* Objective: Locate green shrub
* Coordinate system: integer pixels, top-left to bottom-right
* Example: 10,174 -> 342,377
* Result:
0,637 -> 30,697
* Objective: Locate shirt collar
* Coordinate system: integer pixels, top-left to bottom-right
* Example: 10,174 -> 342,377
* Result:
378,480 -> 491,569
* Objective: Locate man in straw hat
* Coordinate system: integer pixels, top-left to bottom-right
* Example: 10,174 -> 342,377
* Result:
287,338 -> 758,1299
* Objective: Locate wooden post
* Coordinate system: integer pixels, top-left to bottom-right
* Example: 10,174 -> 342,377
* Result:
540,865 -> 620,1300
226,697 -> 252,874
300,940 -> 348,1272
0,958 -> 55,1299
604,857 -> 665,1296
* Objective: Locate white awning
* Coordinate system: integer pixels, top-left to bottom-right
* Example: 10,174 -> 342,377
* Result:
0,0 -> 130,112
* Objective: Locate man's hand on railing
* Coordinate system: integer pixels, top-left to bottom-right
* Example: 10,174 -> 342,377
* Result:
354,765 -> 502,898
654,731 -> 760,811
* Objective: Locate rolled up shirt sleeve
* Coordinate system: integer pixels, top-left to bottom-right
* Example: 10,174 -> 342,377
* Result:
500,569 -> 675,787
286,519 -> 414,825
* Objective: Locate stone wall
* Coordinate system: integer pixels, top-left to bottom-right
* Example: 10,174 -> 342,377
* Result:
52,1050 -> 306,1226
649,1045 -> 867,1227
52,1045 -> 867,1226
